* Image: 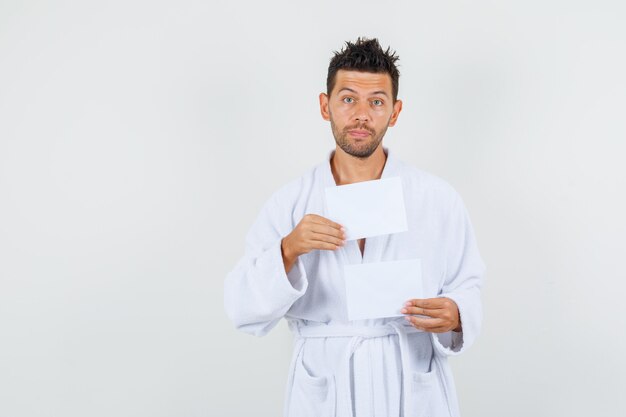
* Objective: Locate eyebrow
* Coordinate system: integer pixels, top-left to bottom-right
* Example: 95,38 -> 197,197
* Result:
337,87 -> 389,98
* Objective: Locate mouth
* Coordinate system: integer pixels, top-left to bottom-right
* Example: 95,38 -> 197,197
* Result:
347,129 -> 371,138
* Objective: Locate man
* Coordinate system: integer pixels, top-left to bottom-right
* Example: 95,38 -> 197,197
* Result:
224,37 -> 485,417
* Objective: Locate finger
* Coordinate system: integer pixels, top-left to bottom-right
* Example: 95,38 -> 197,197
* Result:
406,307 -> 455,324
308,239 -> 342,251
309,223 -> 346,240
310,231 -> 346,247
400,306 -> 440,318
405,316 -> 446,331
405,298 -> 447,310
307,214 -> 345,232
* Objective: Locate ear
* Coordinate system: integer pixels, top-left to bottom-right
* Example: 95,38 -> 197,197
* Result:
319,92 -> 330,121
388,99 -> 403,127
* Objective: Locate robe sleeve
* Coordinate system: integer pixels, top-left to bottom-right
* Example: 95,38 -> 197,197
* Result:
431,193 -> 485,356
223,192 -> 308,337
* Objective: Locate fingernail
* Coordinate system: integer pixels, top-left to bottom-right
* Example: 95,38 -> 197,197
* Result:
404,316 -> 411,321
405,302 -> 412,306
400,308 -> 407,313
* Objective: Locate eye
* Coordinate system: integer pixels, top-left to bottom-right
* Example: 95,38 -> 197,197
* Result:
372,99 -> 383,106
343,97 -> 354,104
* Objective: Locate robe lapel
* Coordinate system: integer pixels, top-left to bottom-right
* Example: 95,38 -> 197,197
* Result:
363,148 -> 400,264
320,146 -> 401,265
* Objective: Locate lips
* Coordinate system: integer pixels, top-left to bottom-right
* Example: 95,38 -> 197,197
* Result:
347,129 -> 371,138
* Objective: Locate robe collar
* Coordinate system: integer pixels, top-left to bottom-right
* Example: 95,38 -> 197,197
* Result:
322,145 -> 398,188
320,145 -> 401,264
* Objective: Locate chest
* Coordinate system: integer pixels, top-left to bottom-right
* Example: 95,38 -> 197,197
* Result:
288,178 -> 449,297
357,238 -> 365,256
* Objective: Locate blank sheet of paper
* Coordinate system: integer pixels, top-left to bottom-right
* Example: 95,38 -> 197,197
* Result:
324,176 -> 408,241
343,259 -> 423,321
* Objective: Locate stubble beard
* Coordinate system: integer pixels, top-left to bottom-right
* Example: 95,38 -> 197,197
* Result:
330,113 -> 390,159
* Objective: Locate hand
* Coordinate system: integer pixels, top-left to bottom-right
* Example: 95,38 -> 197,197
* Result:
281,214 -> 346,273
401,297 -> 462,333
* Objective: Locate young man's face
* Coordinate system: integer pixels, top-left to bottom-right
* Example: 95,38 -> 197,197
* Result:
320,69 -> 403,159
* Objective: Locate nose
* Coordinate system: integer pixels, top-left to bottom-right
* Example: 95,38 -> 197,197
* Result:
353,100 -> 370,123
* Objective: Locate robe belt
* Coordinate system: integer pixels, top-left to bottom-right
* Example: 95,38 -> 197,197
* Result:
288,321 -> 423,417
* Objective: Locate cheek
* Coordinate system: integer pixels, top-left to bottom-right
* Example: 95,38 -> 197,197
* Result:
330,107 -> 351,123
372,109 -> 392,123
332,104 -> 352,116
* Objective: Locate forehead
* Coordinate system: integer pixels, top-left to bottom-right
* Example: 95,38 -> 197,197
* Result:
332,69 -> 392,95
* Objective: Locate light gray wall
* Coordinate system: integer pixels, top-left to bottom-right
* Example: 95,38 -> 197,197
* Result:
1,1 -> 624,416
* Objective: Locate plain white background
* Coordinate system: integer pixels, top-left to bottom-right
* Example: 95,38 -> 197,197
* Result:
1,1 -> 625,416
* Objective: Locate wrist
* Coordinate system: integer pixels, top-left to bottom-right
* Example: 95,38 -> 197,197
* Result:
452,318 -> 462,332
281,237 -> 297,264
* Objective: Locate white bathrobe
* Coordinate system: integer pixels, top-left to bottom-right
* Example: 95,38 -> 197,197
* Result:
224,146 -> 485,417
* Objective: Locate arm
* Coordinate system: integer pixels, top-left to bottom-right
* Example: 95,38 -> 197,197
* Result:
224,195 -> 346,337
403,193 -> 485,355
223,195 -> 308,337
433,193 -> 485,355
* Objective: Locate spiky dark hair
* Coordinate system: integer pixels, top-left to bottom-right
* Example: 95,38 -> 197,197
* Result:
326,37 -> 400,101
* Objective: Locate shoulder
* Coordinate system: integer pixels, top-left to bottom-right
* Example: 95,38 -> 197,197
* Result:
394,160 -> 474,231
264,162 -> 321,209
395,158 -> 462,203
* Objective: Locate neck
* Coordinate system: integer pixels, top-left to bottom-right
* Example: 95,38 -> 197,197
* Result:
330,145 -> 387,186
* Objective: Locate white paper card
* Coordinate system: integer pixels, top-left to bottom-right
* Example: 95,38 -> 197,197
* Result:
344,259 -> 423,321
324,177 -> 408,240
